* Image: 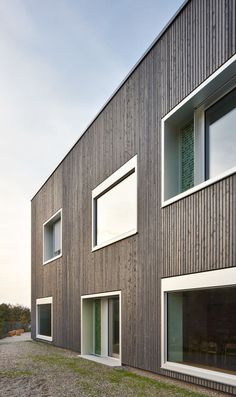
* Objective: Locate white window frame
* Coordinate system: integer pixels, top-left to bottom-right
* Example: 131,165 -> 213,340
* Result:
161,53 -> 236,207
43,208 -> 62,265
36,297 -> 53,342
161,268 -> 236,387
92,155 -> 137,251
81,290 -> 121,366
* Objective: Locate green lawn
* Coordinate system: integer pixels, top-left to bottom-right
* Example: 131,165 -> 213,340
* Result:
30,349 -> 207,397
0,339 -> 216,397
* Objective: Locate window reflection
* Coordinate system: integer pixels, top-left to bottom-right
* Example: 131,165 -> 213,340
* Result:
96,172 -> 136,246
206,88 -> 236,179
167,287 -> 236,375
108,297 -> 120,358
38,304 -> 51,337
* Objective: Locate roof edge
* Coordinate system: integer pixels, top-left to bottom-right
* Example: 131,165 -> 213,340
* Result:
31,0 -> 189,200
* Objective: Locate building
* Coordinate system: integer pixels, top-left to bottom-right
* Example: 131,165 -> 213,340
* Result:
31,0 -> 236,393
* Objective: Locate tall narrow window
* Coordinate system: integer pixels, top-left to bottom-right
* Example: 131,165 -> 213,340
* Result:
180,121 -> 194,193
205,88 -> 236,179
108,297 -> 120,358
43,209 -> 62,264
94,300 -> 101,356
53,219 -> 61,257
38,304 -> 51,337
36,297 -> 52,342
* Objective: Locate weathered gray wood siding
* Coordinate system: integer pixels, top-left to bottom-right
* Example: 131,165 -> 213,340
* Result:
31,0 -> 236,393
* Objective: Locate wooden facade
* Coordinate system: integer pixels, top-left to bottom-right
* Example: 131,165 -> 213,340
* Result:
31,0 -> 236,393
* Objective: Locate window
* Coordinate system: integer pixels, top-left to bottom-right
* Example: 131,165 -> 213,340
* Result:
92,155 -> 137,250
168,288 -> 236,374
161,268 -> 236,387
108,297 -> 120,358
96,173 -> 136,246
36,297 -> 53,342
81,291 -> 121,365
162,54 -> 236,205
43,209 -> 62,264
180,121 -> 194,192
205,89 -> 236,179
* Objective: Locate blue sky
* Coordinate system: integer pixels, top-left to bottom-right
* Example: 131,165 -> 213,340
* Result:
0,0 -> 183,307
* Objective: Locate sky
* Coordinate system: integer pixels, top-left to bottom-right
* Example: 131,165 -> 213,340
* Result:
0,0 -> 183,308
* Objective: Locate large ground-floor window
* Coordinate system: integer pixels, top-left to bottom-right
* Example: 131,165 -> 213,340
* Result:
81,291 -> 121,365
162,268 -> 236,387
36,297 -> 53,342
167,287 -> 236,373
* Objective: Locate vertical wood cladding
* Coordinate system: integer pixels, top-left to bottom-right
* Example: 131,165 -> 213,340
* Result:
31,0 -> 236,393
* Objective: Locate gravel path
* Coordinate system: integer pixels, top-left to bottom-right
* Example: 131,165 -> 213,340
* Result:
0,335 -> 231,397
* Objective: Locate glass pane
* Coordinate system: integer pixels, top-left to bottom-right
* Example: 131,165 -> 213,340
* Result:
96,172 -> 136,246
94,300 -> 101,355
108,297 -> 120,358
44,213 -> 61,262
167,287 -> 236,375
207,89 -> 236,179
38,304 -> 51,336
180,121 -> 194,193
53,219 -> 61,255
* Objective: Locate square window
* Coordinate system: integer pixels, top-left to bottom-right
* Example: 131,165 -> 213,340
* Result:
43,209 -> 62,264
36,297 -> 53,341
92,156 -> 137,250
162,55 -> 236,205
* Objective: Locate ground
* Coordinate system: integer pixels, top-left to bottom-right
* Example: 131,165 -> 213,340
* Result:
0,334 -> 231,397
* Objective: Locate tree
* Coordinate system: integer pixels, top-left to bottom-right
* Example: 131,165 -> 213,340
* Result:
0,303 -> 31,336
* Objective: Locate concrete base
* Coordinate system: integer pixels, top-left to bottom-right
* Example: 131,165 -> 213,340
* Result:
79,354 -> 121,367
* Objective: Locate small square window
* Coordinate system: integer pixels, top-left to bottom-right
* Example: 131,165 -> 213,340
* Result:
43,209 -> 62,264
92,156 -> 137,250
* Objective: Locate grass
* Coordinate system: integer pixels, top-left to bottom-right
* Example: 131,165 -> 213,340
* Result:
0,340 -> 213,396
105,369 -> 206,397
31,352 -> 208,397
32,354 -> 91,376
0,370 -> 32,378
